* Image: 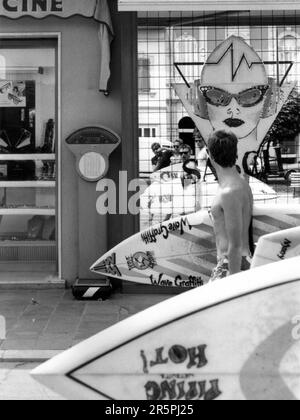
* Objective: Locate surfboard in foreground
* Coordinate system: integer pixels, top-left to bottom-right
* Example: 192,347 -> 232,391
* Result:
32,257 -> 300,400
90,204 -> 300,288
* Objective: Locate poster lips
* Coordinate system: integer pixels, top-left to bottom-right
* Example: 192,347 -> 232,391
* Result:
224,118 -> 245,128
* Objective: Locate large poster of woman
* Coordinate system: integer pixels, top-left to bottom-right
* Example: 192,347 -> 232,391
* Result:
174,35 -> 295,175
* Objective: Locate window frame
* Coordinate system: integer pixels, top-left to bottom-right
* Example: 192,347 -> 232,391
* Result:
0,32 -> 62,279
118,0 -> 300,12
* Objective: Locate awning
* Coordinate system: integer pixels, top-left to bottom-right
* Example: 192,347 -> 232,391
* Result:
118,0 -> 300,11
94,0 -> 114,94
0,0 -> 114,94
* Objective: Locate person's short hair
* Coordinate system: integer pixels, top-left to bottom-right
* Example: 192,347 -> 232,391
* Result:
174,139 -> 182,145
179,144 -> 192,154
151,142 -> 161,152
193,128 -> 201,138
207,130 -> 238,168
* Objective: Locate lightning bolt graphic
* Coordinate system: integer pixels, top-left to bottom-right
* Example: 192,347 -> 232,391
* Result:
206,42 -> 263,82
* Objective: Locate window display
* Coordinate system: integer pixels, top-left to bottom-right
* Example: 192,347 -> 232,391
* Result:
0,42 -> 57,273
138,13 -> 300,230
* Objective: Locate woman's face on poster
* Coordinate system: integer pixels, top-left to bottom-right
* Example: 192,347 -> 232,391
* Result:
202,83 -> 268,140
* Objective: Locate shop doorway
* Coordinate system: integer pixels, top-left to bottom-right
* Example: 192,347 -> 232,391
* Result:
178,116 -> 196,155
0,37 -> 59,282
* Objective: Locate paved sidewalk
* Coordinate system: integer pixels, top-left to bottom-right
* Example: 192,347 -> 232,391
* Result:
0,289 -> 172,357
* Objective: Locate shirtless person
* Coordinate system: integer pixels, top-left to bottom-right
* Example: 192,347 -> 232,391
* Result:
207,130 -> 254,281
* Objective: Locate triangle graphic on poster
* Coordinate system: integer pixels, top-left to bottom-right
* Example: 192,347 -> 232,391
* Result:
174,59 -> 294,88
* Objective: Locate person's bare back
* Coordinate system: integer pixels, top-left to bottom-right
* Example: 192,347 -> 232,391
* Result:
207,130 -> 254,281
211,175 -> 253,265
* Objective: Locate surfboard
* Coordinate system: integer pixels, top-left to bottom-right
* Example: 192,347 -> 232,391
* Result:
90,204 -> 300,288
251,227 -> 300,268
31,257 -> 300,400
141,164 -> 278,216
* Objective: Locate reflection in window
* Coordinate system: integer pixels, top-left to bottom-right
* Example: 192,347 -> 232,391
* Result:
280,34 -> 298,62
144,128 -> 151,138
138,56 -> 151,93
139,127 -> 157,138
138,13 -> 300,231
226,27 -> 250,42
0,55 -> 6,79
278,30 -> 300,83
175,32 -> 198,82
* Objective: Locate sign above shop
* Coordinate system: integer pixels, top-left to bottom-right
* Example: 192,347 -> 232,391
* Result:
0,0 -> 114,94
0,0 -> 104,20
118,0 -> 300,11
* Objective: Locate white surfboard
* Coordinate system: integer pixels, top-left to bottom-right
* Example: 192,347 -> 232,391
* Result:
251,227 -> 300,268
90,204 -> 300,288
141,162 -> 201,216
32,257 -> 300,400
141,164 -> 278,216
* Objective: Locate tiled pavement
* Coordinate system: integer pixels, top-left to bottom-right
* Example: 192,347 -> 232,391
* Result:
0,289 -> 172,352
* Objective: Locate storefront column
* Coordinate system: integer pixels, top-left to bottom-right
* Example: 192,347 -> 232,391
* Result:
78,180 -> 107,279
121,12 -> 139,239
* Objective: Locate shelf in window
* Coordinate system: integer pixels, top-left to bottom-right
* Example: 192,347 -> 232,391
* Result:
0,208 -> 55,216
0,154 -> 55,161
1,66 -> 45,74
282,154 -> 297,159
0,241 -> 56,247
0,181 -> 55,188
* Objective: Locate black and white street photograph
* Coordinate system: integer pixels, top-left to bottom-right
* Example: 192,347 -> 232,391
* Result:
0,0 -> 299,404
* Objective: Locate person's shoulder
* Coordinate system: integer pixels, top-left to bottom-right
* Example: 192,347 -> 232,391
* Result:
240,176 -> 253,195
198,149 -> 208,159
220,187 -> 236,197
164,149 -> 173,158
220,186 -> 242,205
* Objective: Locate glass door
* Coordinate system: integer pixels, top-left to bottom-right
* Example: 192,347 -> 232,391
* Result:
0,39 -> 57,276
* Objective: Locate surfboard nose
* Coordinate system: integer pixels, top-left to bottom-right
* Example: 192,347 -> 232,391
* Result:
90,252 -> 120,277
89,260 -> 97,272
90,258 -> 104,274
31,361 -> 64,396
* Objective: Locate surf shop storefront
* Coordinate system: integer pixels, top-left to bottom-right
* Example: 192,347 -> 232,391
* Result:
1,0 -> 300,291
0,0 -> 124,286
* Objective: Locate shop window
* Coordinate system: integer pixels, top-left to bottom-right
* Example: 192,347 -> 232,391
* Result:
138,11 -> 300,230
0,40 -> 57,276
